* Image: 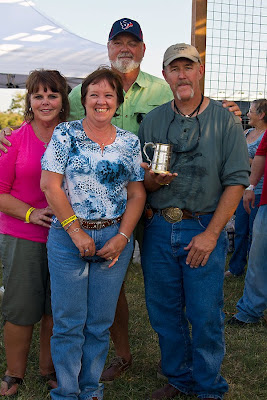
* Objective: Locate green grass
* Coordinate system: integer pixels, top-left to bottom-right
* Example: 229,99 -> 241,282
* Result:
0,259 -> 266,400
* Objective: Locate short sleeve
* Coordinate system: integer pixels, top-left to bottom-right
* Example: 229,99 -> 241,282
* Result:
41,122 -> 71,174
129,137 -> 144,182
0,131 -> 20,194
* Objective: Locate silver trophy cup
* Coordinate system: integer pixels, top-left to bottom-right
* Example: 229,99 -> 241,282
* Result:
143,142 -> 172,174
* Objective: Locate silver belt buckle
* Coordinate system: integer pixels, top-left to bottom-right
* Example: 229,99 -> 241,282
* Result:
162,207 -> 183,223
95,221 -> 103,230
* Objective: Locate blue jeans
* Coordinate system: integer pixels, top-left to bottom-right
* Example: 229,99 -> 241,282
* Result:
142,213 -> 228,400
235,205 -> 267,323
47,219 -> 133,400
228,194 -> 261,276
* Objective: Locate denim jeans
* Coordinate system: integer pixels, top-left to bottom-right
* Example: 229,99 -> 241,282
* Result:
235,205 -> 267,323
142,213 -> 228,399
47,218 -> 133,400
228,194 -> 261,276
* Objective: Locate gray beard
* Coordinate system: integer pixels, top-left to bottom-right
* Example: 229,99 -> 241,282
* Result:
176,87 -> 194,100
110,58 -> 141,73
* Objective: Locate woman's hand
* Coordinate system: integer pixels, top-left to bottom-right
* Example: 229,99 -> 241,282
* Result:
69,229 -> 96,257
243,190 -> 255,214
29,206 -> 54,228
0,127 -> 13,155
96,234 -> 128,268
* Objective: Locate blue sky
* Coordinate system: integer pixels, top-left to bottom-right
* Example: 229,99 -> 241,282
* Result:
0,0 -> 192,111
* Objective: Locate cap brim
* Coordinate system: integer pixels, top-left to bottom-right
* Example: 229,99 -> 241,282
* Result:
109,32 -> 142,41
164,54 -> 200,67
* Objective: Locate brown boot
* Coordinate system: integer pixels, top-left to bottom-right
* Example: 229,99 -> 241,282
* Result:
150,384 -> 184,399
100,356 -> 132,383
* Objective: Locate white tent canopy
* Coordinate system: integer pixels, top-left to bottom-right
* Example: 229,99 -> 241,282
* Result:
0,0 -> 109,89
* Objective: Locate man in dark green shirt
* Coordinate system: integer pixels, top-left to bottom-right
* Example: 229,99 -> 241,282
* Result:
139,43 -> 250,400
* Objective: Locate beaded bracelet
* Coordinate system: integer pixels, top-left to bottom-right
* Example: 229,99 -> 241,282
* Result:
68,227 -> 81,235
65,219 -> 76,231
25,207 -> 35,223
61,215 -> 77,228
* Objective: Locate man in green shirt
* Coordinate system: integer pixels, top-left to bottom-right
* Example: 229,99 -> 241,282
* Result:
139,43 -> 250,400
68,18 -> 173,135
68,19 -> 174,383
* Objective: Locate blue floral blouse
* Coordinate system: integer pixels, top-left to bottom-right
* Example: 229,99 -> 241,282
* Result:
41,120 -> 144,220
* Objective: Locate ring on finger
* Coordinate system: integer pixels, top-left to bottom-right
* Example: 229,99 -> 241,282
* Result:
84,249 -> 89,252
109,257 -> 113,261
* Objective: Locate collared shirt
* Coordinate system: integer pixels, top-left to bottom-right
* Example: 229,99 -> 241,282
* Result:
68,70 -> 173,136
139,99 -> 250,212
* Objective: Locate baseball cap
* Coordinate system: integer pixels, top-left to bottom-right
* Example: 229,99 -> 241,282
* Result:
108,18 -> 143,41
163,43 -> 201,67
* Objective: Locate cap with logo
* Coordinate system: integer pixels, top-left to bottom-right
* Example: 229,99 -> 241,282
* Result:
109,18 -> 143,41
163,43 -> 201,67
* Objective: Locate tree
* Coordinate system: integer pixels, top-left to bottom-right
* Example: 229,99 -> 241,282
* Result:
8,91 -> 26,115
0,112 -> 23,129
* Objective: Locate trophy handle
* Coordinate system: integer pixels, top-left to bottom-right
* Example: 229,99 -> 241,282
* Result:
143,142 -> 156,167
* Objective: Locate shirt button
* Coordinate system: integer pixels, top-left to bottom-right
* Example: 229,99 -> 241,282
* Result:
184,129 -> 187,132
125,115 -> 128,118
181,119 -> 184,123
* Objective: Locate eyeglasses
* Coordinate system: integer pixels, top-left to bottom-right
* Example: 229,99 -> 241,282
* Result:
166,112 -> 201,154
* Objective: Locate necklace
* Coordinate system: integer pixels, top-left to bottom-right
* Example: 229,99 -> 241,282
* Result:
247,128 -> 265,143
85,118 -> 114,147
174,94 -> 204,118
32,122 -> 51,149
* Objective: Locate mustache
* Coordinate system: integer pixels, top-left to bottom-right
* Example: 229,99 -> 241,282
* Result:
118,52 -> 133,58
177,80 -> 192,87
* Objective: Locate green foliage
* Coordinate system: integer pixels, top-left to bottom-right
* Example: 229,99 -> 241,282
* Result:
0,260 -> 266,400
8,92 -> 26,115
0,112 -> 23,129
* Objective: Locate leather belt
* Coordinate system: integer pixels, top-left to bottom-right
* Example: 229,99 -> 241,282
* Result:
149,207 -> 210,223
78,216 -> 122,230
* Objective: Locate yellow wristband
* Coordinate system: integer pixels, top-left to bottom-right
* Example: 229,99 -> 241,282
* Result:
25,207 -> 35,223
61,215 -> 77,227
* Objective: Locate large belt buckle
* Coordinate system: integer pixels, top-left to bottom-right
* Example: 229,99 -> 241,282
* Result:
162,207 -> 183,223
95,220 -> 104,230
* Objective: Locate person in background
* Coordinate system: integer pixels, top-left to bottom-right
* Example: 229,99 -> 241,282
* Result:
0,69 -> 70,396
228,128 -> 267,325
139,43 -> 250,400
0,17 -> 242,384
40,67 -> 146,400
225,99 -> 267,278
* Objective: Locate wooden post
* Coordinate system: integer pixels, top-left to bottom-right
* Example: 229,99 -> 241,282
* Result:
191,0 -> 207,93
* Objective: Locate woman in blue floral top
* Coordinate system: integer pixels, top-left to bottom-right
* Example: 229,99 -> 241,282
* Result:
40,67 -> 146,400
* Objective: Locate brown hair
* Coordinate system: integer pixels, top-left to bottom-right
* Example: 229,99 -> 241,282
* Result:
24,69 -> 70,122
81,66 -> 124,116
251,99 -> 267,123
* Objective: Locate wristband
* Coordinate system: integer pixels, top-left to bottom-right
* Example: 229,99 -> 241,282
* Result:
25,207 -> 35,223
118,232 -> 130,243
245,184 -> 255,191
61,215 -> 77,227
